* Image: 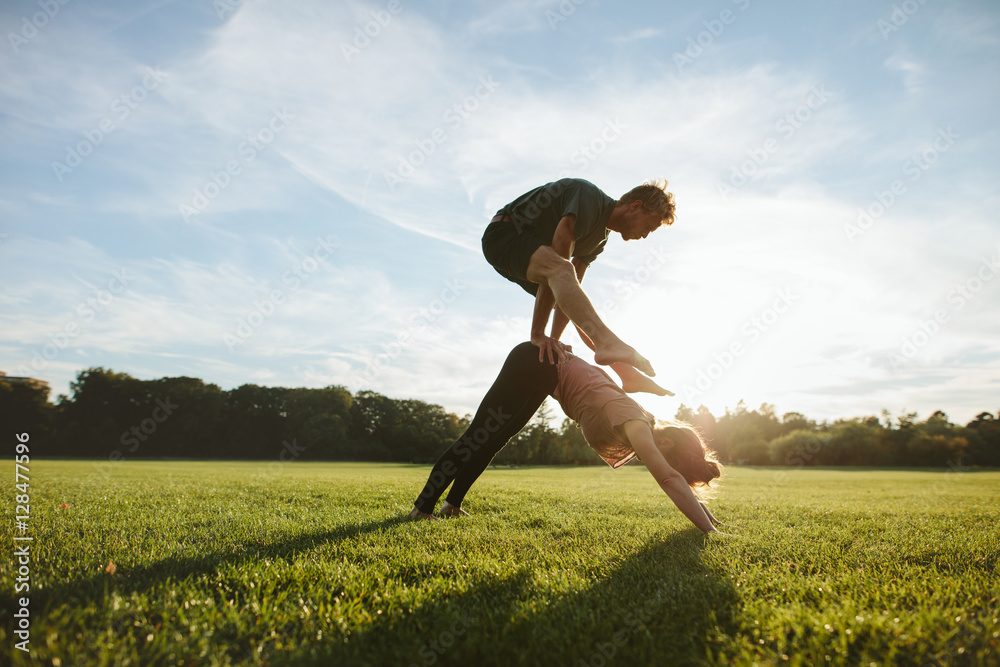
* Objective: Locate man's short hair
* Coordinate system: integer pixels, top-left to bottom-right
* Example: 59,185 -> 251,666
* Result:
620,179 -> 676,226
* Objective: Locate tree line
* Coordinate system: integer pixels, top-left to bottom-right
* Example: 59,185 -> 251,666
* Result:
2,368 -> 997,468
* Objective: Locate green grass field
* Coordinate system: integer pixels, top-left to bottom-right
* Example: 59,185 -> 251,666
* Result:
2,461 -> 998,666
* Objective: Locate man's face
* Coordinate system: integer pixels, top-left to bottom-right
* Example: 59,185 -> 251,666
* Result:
621,205 -> 663,241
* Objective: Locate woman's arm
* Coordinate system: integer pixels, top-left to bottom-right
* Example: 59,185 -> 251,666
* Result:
699,502 -> 736,530
700,502 -> 721,527
622,419 -> 716,533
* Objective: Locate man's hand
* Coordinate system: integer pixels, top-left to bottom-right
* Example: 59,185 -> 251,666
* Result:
531,334 -> 572,365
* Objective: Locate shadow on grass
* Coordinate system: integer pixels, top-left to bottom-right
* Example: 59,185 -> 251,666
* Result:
13,517 -> 740,666
20,515 -> 414,612
273,528 -> 740,667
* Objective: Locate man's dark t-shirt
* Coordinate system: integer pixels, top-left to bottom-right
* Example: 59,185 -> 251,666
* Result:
498,178 -> 614,266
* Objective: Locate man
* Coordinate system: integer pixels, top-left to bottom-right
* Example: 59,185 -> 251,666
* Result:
482,177 -> 675,395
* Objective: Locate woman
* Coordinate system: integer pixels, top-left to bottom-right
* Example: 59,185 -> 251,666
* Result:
408,342 -> 724,533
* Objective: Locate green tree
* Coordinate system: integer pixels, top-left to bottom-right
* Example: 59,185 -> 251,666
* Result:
348,391 -> 463,462
146,376 -> 225,458
674,403 -> 696,423
693,405 -> 720,458
715,401 -> 777,464
391,398 -> 464,462
780,411 -> 814,436
906,434 -> 968,467
220,384 -> 290,459
285,386 -> 352,459
496,401 -> 558,464
821,420 -> 881,465
769,429 -> 827,467
554,417 -> 598,465
0,379 -> 54,449
965,412 -> 999,466
55,368 -> 145,456
876,410 -> 921,465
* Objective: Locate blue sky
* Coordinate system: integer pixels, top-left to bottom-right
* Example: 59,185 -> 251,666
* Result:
1,0 -> 998,426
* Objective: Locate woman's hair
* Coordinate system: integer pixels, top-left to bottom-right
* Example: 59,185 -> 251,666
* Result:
652,420 -> 722,496
619,179 -> 676,226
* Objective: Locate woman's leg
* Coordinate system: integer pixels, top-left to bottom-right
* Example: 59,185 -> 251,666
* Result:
570,322 -> 672,396
444,349 -> 556,508
412,342 -> 557,514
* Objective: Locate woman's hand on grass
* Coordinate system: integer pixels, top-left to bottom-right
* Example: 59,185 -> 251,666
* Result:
707,528 -> 739,537
700,502 -> 734,528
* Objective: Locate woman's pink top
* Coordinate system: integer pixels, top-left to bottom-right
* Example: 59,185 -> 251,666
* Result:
552,355 -> 656,468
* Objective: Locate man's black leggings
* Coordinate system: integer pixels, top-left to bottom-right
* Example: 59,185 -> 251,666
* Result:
413,342 -> 558,514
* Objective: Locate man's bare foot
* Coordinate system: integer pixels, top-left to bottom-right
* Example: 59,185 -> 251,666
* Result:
612,362 -> 674,396
407,507 -> 438,521
439,501 -> 470,518
594,343 -> 655,377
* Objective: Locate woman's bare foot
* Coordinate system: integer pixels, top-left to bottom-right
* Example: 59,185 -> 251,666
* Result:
439,501 -> 470,518
612,362 -> 674,396
407,507 -> 438,521
594,342 -> 655,377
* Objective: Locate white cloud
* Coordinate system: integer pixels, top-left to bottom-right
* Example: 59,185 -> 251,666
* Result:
884,52 -> 925,95
463,0 -> 565,36
610,27 -> 662,44
2,0 -> 998,427
933,7 -> 1000,48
